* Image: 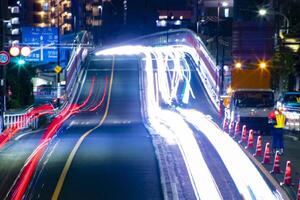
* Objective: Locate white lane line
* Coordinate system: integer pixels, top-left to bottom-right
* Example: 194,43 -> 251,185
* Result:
15,129 -> 46,141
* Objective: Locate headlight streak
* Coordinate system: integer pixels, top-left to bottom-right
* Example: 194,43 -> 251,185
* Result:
142,47 -> 222,199
177,108 -> 282,200
96,45 -> 223,199
174,45 -> 219,109
94,44 -> 285,198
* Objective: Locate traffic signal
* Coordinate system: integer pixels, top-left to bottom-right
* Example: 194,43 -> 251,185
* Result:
17,58 -> 25,66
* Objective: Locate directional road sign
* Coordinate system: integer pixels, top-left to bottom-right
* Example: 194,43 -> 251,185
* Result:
0,51 -> 10,65
22,27 -> 58,63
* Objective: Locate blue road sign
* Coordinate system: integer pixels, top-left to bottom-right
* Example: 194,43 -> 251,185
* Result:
0,51 -> 10,65
21,27 -> 58,63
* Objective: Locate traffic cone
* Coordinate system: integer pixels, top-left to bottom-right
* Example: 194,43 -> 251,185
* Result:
245,129 -> 254,149
239,125 -> 247,143
229,121 -> 234,135
233,121 -> 240,138
280,161 -> 292,186
253,136 -> 263,157
222,118 -> 228,131
270,151 -> 282,174
297,178 -> 300,200
262,142 -> 271,164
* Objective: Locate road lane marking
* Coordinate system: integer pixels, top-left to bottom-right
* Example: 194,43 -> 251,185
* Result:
51,57 -> 115,200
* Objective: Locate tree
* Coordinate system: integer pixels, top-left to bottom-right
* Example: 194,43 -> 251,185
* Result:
271,47 -> 297,93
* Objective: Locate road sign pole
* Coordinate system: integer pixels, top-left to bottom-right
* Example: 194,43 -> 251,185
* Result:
0,51 -> 10,130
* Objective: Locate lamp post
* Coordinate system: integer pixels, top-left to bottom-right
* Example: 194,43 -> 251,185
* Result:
56,2 -> 61,107
258,8 -> 290,34
217,1 -> 229,96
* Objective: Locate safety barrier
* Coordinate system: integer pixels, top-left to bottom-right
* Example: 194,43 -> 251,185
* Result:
4,110 -> 38,130
284,111 -> 300,131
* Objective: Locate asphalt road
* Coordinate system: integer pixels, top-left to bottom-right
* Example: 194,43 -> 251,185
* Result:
0,56 -> 163,200
0,52 -> 288,200
0,129 -> 46,199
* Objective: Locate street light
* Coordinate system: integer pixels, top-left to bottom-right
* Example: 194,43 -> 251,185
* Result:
217,1 -> 229,96
258,8 -> 290,34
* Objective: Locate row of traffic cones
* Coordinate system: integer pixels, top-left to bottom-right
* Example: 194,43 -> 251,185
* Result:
223,120 -> 300,197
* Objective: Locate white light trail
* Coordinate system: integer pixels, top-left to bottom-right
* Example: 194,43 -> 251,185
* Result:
178,108 -> 283,200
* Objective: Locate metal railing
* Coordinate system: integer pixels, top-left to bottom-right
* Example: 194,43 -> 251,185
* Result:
4,108 -> 38,130
284,111 -> 300,131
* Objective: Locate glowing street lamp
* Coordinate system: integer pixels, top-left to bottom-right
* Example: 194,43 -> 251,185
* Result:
259,62 -> 267,69
258,8 -> 290,34
235,62 -> 242,69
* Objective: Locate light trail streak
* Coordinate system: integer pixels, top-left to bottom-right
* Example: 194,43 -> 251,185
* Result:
143,47 -> 222,199
177,108 -> 283,200
0,104 -> 54,149
7,75 -> 100,200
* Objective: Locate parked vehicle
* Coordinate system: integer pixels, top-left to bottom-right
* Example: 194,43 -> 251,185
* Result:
223,66 -> 274,133
276,92 -> 300,112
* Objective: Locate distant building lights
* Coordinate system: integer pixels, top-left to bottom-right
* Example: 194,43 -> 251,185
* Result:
222,2 -> 229,7
157,20 -> 167,27
174,20 -> 181,26
159,15 -> 168,19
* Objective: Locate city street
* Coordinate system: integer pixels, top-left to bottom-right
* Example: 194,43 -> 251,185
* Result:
0,0 -> 300,200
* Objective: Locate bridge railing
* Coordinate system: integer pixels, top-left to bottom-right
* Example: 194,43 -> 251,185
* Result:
133,29 -> 221,111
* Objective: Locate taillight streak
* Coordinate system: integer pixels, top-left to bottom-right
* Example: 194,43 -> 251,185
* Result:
8,75 -> 107,200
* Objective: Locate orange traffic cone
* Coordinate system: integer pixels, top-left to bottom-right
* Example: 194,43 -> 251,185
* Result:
233,121 -> 240,138
270,151 -> 282,174
245,129 -> 254,149
262,142 -> 271,164
222,118 -> 228,131
253,136 -> 262,157
280,161 -> 292,186
239,125 -> 247,143
229,121 -> 234,135
297,178 -> 300,200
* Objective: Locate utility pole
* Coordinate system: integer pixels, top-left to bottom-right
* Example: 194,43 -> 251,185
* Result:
0,0 -> 8,131
56,0 -> 61,107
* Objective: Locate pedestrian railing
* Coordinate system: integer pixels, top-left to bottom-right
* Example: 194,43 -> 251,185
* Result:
284,111 -> 300,131
4,109 -> 38,130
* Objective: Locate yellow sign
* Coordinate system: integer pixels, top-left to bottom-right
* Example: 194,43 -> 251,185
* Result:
54,65 -> 62,74
296,97 -> 300,103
